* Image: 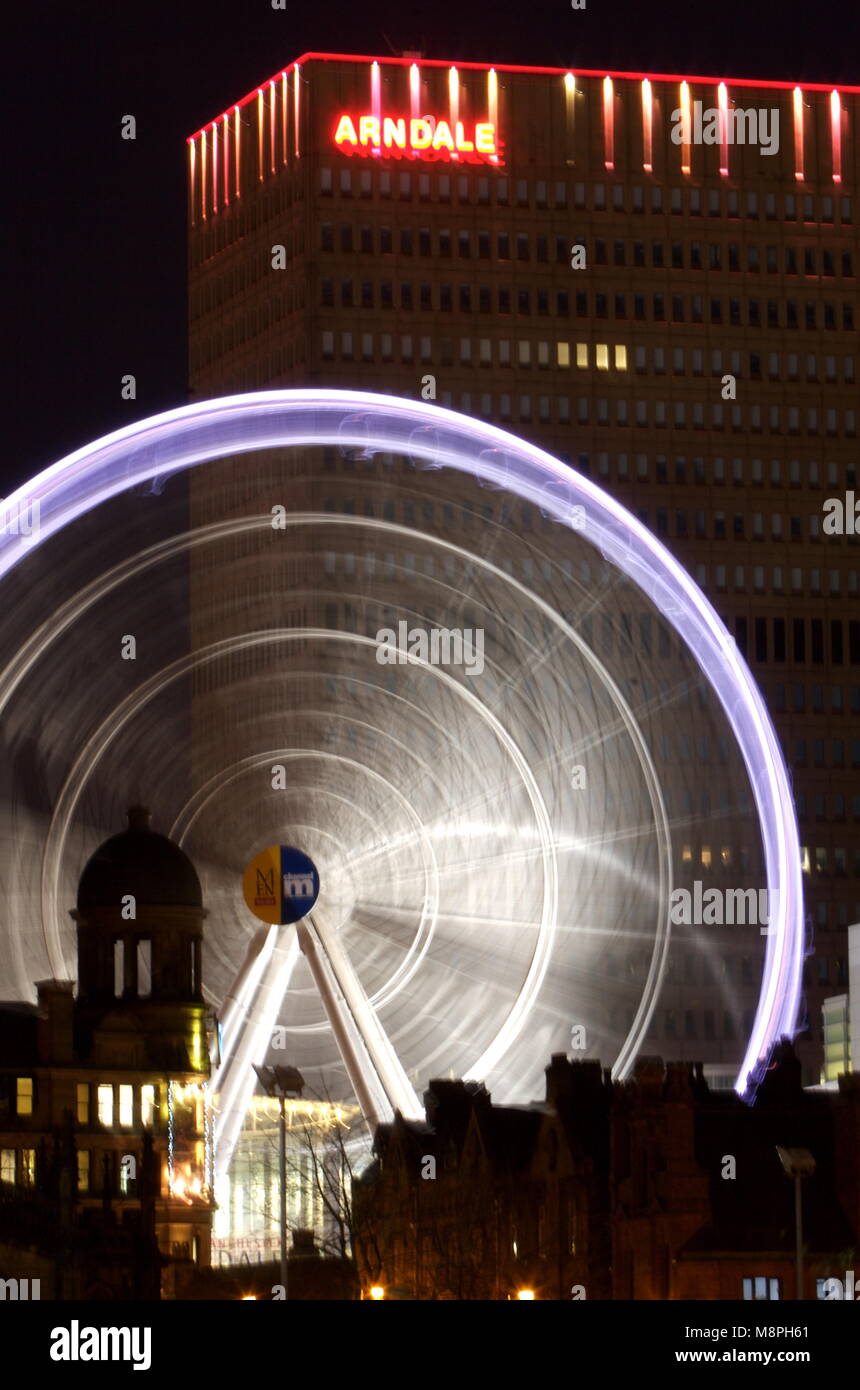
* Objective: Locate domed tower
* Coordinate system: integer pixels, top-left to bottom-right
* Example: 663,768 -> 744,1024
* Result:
71,806 -> 208,1073
70,808 -> 214,1272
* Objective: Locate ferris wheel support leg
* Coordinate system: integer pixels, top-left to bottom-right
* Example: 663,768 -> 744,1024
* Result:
213,926 -> 300,1181
217,923 -> 278,1066
297,916 -> 423,1128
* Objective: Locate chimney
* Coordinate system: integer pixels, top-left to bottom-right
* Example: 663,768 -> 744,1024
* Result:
36,979 -> 75,1063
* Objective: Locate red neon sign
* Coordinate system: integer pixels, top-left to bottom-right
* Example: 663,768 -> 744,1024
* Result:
333,112 -> 501,163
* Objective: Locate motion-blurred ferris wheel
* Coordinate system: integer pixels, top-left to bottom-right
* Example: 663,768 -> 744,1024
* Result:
0,391 -> 802,1177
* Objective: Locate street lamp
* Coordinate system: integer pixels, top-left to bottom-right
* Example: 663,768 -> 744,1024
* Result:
368,1285 -> 386,1300
254,1064 -> 305,1297
516,1288 -> 536,1300
776,1146 -> 816,1300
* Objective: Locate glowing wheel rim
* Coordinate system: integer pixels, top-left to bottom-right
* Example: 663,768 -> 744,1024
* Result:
0,389 -> 803,1095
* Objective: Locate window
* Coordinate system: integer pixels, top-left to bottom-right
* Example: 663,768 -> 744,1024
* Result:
97,1084 -> 114,1127
16,1077 -> 33,1116
77,1083 -> 89,1124
141,1085 -> 156,1129
1,1150 -> 14,1184
21,1150 -> 35,1187
78,1150 -> 90,1193
119,1084 -> 133,1127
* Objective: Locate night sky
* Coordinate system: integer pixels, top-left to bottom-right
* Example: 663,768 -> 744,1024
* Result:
7,0 -> 859,493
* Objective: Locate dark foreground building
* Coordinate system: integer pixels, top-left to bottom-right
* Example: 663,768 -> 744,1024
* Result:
353,1046 -> 860,1299
0,809 -> 214,1298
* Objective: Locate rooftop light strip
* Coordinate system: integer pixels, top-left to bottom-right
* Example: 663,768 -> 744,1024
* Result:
186,54 -> 860,141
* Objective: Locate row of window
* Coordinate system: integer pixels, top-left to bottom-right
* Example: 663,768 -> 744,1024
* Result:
328,446 -> 857,491
10,1077 -> 158,1127
320,543 -> 860,614
320,277 -> 857,330
320,330 -> 859,394
316,354 -> 860,438
0,1146 -> 138,1196
319,167 -> 855,225
662,1008 -> 755,1042
323,222 -> 856,280
699,565 -> 859,598
597,448 -> 859,482
683,839 -> 860,875
667,507 -> 852,542
792,792 -> 860,822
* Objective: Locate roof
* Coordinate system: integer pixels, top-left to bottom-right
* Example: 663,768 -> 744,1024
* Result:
188,52 -> 859,140
77,807 -> 203,912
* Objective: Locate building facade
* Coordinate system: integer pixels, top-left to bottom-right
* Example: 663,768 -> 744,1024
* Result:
187,54 -> 860,1086
353,1048 -> 860,1300
0,808 -> 215,1295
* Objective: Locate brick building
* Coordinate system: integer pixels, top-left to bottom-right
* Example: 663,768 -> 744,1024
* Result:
353,1046 -> 859,1299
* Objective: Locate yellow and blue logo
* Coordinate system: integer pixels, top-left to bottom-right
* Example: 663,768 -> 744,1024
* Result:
242,845 -> 320,925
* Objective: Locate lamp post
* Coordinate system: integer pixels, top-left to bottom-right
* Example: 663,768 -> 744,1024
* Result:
776,1146 -> 816,1300
254,1065 -> 305,1298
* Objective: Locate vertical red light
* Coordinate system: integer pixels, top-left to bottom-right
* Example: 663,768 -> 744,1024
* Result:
830,89 -> 842,183
188,139 -> 196,226
370,61 -> 381,156
603,76 -> 614,171
286,73 -> 293,166
293,64 -> 300,158
222,114 -> 230,206
200,129 -> 207,221
488,68 -> 499,164
409,62 -> 421,120
257,89 -> 264,181
641,78 -> 653,173
234,106 -> 241,199
563,73 -> 575,166
718,82 -> 729,176
793,87 -> 804,182
679,81 -> 692,174
449,66 -> 460,160
212,122 -> 218,211
269,79 -> 276,173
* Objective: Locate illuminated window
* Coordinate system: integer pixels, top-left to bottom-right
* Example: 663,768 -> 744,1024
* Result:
576,343 -> 588,369
140,1085 -> 155,1129
119,1085 -> 133,1127
1,1150 -> 14,1184
78,1151 -> 90,1193
681,845 -> 693,863
21,1149 -> 35,1186
97,1085 -> 114,1127
557,342 -> 570,368
595,344 -> 609,370
701,846 -> 712,868
15,1078 -> 33,1116
77,1083 -> 89,1125
614,345 -> 627,371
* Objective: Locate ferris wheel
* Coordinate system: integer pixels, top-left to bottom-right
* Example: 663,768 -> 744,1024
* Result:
0,391 -> 803,1179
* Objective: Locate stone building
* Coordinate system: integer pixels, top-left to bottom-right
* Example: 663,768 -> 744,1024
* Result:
0,807 -> 215,1298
